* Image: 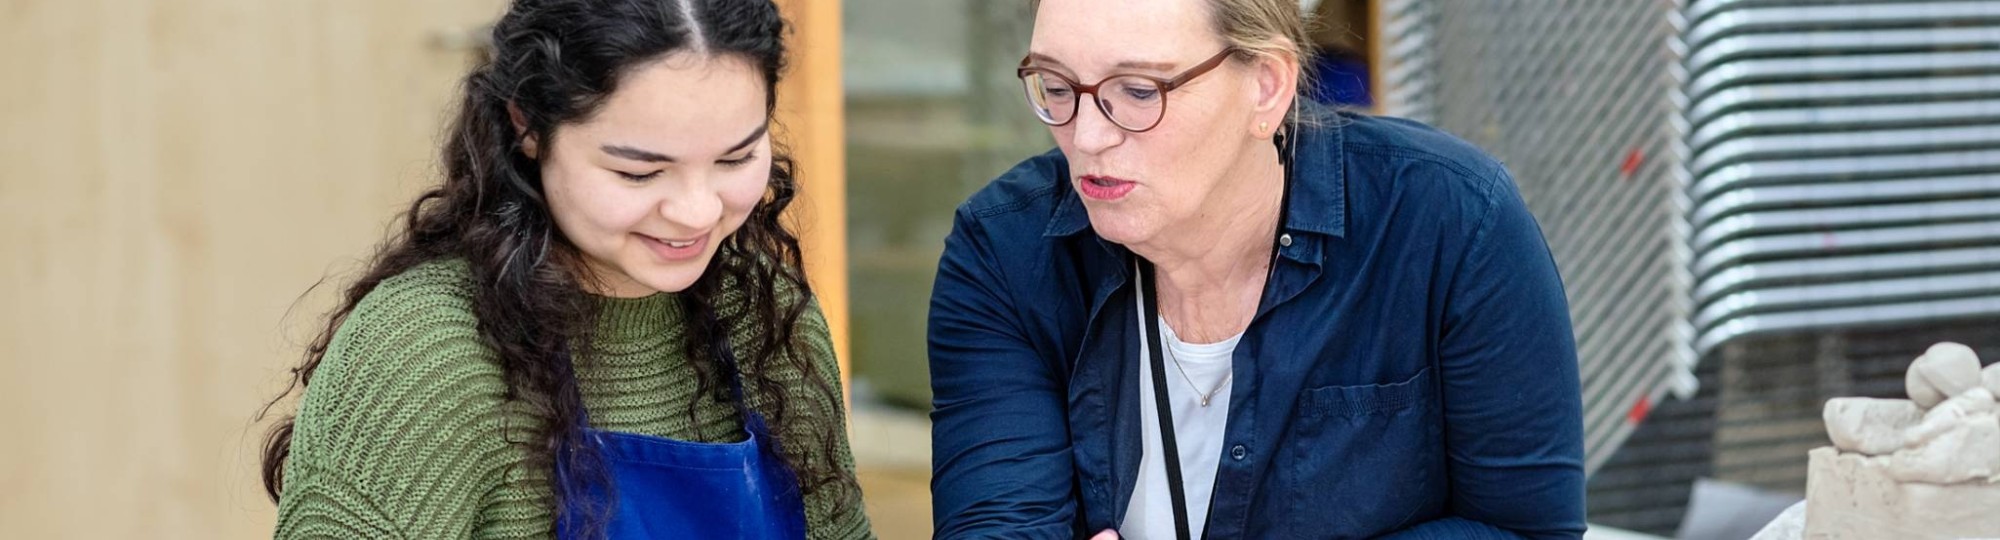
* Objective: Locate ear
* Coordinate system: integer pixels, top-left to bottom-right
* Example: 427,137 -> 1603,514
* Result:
1248,44 -> 1301,139
507,101 -> 540,159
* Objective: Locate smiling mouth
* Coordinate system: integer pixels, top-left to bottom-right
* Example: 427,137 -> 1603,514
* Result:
638,232 -> 710,258
643,231 -> 707,245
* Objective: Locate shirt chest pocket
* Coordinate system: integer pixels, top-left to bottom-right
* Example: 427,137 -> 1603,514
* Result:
1275,367 -> 1446,537
1299,367 -> 1434,419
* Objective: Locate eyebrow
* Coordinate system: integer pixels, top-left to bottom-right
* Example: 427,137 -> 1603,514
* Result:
599,122 -> 770,163
1025,52 -> 1179,73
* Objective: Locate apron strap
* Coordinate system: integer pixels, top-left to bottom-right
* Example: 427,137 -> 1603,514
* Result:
697,307 -> 761,432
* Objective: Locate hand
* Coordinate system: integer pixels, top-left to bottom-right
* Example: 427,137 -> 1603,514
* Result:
1091,530 -> 1120,540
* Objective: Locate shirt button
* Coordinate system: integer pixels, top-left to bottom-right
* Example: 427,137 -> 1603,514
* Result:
1230,445 -> 1248,461
1278,234 -> 1294,248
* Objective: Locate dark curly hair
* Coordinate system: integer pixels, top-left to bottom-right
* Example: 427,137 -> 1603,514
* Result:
255,0 -> 855,536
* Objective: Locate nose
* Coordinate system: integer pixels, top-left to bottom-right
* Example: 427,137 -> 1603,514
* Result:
1068,95 -> 1126,155
658,174 -> 723,232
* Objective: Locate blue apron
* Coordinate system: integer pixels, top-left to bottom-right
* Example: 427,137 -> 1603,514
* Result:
554,334 -> 809,540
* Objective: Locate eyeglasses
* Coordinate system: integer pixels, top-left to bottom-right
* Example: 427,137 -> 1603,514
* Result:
1015,48 -> 1237,133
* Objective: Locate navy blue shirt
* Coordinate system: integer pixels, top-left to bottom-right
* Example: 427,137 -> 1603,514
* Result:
927,108 -> 1586,539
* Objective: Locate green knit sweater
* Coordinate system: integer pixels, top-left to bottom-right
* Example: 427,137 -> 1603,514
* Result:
273,260 -> 873,539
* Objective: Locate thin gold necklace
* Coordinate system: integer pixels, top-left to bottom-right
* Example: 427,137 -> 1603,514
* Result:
1161,330 -> 1231,407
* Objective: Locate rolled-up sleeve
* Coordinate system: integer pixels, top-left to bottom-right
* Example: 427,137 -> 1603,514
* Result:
927,209 -> 1079,539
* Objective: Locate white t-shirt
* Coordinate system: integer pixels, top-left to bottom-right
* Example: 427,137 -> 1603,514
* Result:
1121,316 -> 1241,540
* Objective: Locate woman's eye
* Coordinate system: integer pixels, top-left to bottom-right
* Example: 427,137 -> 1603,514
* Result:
1121,85 -> 1159,101
616,170 -> 661,182
719,154 -> 758,168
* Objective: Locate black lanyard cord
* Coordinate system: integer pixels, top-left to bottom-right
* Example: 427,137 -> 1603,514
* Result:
1138,259 -> 1195,540
1132,121 -> 1296,540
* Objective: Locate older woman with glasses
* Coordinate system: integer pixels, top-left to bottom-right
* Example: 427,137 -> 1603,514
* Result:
926,1 -> 1586,539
